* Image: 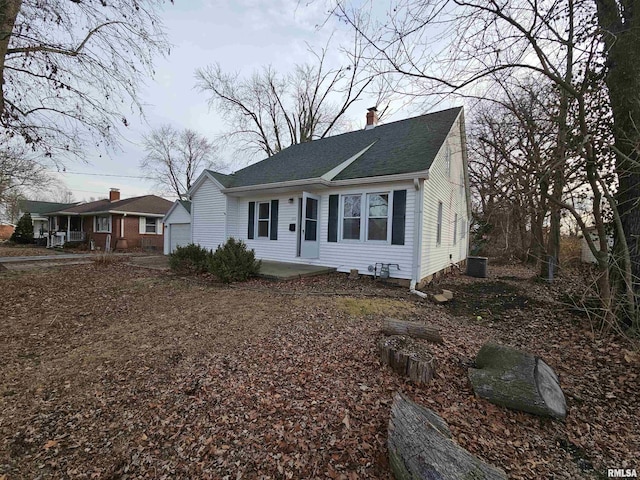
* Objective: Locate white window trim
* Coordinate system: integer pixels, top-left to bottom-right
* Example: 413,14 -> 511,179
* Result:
256,201 -> 271,239
145,217 -> 157,234
94,214 -> 112,233
339,194 -> 363,242
339,192 -> 393,243
365,192 -> 392,243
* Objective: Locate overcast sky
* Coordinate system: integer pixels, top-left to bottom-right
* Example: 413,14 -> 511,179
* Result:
50,0 -> 429,202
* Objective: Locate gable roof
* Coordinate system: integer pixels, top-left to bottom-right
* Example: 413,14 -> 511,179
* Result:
49,195 -> 173,216
19,200 -> 78,215
179,200 -> 191,214
207,107 -> 462,189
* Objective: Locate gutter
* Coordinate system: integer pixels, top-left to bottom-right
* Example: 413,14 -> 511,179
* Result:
222,171 -> 430,195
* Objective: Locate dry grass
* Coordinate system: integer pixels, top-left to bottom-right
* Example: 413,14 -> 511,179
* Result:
0,263 -> 637,479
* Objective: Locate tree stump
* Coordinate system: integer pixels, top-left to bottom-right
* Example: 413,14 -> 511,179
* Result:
378,335 -> 436,384
469,343 -> 567,420
381,318 -> 444,344
388,392 -> 508,480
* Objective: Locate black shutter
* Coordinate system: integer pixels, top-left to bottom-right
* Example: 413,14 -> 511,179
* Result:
328,194 -> 339,242
270,199 -> 279,240
391,190 -> 406,245
248,201 -> 255,239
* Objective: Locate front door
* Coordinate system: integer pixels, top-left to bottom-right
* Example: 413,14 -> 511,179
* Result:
300,192 -> 320,259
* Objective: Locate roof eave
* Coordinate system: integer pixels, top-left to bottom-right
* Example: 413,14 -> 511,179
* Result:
222,171 -> 429,195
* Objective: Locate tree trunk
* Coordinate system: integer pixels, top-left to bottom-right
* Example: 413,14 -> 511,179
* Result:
468,343 -> 566,420
0,0 -> 22,115
596,0 -> 640,328
378,336 -> 436,384
381,318 -> 443,343
388,392 -> 507,480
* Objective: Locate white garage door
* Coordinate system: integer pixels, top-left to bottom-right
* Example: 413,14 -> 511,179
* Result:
170,223 -> 191,252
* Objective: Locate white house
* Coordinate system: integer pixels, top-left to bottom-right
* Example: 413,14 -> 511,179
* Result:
187,107 -> 471,286
163,200 -> 192,254
17,200 -> 78,240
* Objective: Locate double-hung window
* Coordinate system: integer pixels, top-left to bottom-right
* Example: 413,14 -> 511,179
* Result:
367,193 -> 389,241
145,217 -> 157,234
342,194 -> 362,240
95,215 -> 111,233
257,202 -> 270,238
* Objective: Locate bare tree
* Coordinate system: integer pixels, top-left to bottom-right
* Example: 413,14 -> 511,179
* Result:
335,0 -> 638,329
141,125 -> 223,200
195,35 -> 391,161
0,140 -> 50,204
0,0 -> 169,163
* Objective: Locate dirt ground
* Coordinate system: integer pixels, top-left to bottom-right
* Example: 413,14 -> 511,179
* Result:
0,261 -> 638,479
0,244 -> 58,257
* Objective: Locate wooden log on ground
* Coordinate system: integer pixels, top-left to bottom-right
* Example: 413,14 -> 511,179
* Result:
381,318 -> 443,344
469,343 -> 567,420
388,392 -> 507,480
378,335 -> 436,384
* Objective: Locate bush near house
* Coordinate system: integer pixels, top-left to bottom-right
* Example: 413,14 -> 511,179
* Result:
169,243 -> 212,274
208,238 -> 261,283
10,213 -> 34,244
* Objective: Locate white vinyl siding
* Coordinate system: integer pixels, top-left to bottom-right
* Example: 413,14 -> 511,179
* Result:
163,202 -> 192,255
191,177 -> 227,251
234,182 -> 416,280
420,114 -> 469,280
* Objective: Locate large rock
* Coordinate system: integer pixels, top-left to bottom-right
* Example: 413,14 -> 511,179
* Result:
469,343 -> 567,420
388,392 -> 507,480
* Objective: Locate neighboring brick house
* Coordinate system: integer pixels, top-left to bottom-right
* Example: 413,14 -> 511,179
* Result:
46,189 -> 173,251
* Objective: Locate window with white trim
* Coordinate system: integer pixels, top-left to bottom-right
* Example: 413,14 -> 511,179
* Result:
257,202 -> 270,238
367,193 -> 389,241
95,215 -> 111,233
145,217 -> 157,234
341,194 -> 362,240
436,202 -> 443,246
453,213 -> 458,245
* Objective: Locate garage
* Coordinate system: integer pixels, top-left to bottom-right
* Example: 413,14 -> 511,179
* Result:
163,200 -> 192,254
169,223 -> 191,252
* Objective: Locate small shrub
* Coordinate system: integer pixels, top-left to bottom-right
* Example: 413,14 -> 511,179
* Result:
92,252 -> 120,266
207,238 -> 261,283
169,243 -> 211,274
10,213 -> 34,244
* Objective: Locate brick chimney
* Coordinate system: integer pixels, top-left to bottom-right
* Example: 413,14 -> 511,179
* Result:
109,188 -> 120,202
365,106 -> 379,129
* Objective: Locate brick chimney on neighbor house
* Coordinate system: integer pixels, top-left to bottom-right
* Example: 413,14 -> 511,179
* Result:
109,188 -> 120,202
365,106 -> 379,129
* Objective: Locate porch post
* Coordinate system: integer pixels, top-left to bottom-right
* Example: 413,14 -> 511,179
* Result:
67,215 -> 71,241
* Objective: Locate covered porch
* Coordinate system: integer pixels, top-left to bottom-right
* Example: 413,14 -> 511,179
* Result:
46,215 -> 86,248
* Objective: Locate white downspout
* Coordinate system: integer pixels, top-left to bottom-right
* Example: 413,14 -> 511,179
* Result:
410,177 -> 428,299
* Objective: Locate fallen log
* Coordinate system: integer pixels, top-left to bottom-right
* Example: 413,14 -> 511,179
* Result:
469,343 -> 567,420
381,318 -> 443,344
378,335 -> 436,384
388,392 -> 507,480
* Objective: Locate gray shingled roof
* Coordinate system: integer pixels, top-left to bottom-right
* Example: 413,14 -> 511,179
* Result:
208,107 -> 461,188
50,195 -> 173,216
179,200 -> 191,213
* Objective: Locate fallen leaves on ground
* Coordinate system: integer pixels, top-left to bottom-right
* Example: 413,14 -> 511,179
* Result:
0,261 -> 638,479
